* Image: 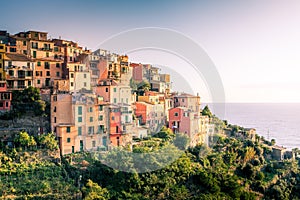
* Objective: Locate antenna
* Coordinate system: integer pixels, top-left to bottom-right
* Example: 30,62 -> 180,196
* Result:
267,129 -> 270,140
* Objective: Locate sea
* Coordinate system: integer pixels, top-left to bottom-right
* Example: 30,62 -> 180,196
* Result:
206,103 -> 300,150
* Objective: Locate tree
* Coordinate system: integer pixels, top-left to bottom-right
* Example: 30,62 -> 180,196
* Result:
153,126 -> 175,142
14,131 -> 36,148
82,179 -> 110,200
271,139 -> 276,146
38,132 -> 59,150
137,80 -> 151,95
202,105 -> 212,118
173,133 -> 190,150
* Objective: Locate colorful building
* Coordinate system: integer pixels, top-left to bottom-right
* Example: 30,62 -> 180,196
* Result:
4,53 -> 34,90
172,92 -> 201,113
0,80 -> 12,111
168,107 -> 202,146
0,43 -> 5,80
13,31 -> 64,88
51,92 -> 109,155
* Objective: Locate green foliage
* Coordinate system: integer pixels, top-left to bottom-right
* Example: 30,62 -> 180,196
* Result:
37,133 -> 59,150
173,133 -> 190,150
14,131 -> 37,148
1,122 -> 300,199
11,86 -> 47,117
153,126 -> 175,142
82,179 -> 110,200
202,105 -> 212,118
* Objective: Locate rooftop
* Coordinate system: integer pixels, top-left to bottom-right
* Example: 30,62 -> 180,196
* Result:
5,53 -> 32,62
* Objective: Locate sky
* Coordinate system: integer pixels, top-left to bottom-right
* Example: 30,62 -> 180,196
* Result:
1,0 -> 300,102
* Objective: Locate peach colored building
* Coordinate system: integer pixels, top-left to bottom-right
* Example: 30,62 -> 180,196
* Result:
51,93 -> 110,155
172,92 -> 201,113
13,31 -> 64,88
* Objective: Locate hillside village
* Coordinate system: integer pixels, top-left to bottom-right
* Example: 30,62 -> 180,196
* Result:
1,30 -> 300,199
0,30 -> 220,155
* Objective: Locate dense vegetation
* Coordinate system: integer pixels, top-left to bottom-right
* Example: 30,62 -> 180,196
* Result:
0,96 -> 300,199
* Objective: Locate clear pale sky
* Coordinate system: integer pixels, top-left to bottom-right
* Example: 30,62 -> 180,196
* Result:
1,0 -> 300,103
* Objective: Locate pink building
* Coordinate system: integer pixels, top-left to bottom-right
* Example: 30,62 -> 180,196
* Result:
131,63 -> 143,82
168,107 -> 201,146
0,81 -> 12,111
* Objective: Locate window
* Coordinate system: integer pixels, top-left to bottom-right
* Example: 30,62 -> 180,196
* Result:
66,127 -> 71,133
78,127 -> 82,135
114,98 -> 117,104
70,73 -> 74,78
88,126 -> 94,134
78,106 -> 82,115
46,52 -> 49,57
99,105 -> 103,111
37,61 -> 41,66
53,95 -> 57,101
111,116 -> 115,121
33,51 -> 36,58
23,41 -> 26,46
69,57 -> 72,61
44,62 -> 50,69
99,115 -> 103,121
78,117 -> 82,122
54,47 -> 58,52
23,50 -> 27,55
84,82 -> 87,87
46,71 -> 50,76
105,88 -> 108,92
174,112 -> 179,116
113,88 -> 117,92
54,117 -> 56,123
89,117 -> 93,122
9,70 -> 14,76
56,63 -> 60,68
97,125 -> 104,134
70,82 -> 73,87
53,106 -> 56,112
92,141 -> 96,147
89,107 -> 93,112
37,79 -> 41,84
56,72 -> 60,77
84,74 -> 87,78
182,99 -> 185,102
67,138 -> 71,143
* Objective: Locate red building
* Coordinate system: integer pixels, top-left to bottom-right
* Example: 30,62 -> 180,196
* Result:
0,81 -> 12,111
109,106 -> 122,147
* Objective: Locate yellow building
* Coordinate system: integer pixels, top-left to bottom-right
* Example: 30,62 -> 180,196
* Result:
0,43 -> 5,80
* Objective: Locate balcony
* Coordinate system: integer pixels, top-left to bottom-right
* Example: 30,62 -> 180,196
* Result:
39,48 -> 53,51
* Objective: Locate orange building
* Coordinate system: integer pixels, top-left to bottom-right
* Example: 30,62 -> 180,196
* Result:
13,31 -> 64,88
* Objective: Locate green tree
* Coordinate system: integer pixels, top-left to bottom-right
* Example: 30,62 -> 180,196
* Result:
202,105 -> 212,118
14,131 -> 36,148
38,132 -> 59,150
174,133 -> 190,150
82,179 -> 110,200
153,126 -> 175,142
